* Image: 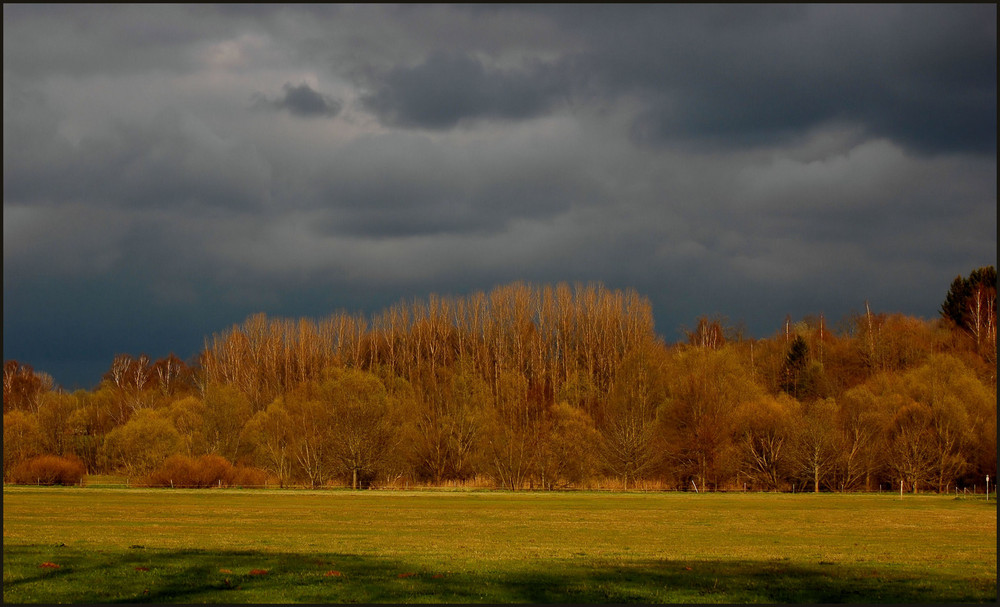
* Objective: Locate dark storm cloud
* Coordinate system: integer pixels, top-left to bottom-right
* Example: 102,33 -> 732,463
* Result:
347,5 -> 995,151
361,51 -> 568,129
253,83 -> 342,118
300,131 -> 599,239
317,173 -> 586,239
539,4 -> 997,154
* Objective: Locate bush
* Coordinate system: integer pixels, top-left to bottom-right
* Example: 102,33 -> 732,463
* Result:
191,454 -> 234,487
145,454 -> 224,487
230,465 -> 269,488
144,454 -> 269,488
9,455 -> 86,485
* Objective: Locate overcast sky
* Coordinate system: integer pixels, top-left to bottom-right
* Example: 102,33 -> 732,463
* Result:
4,5 -> 997,390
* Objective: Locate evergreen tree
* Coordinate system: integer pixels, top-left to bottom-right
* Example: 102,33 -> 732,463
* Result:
941,266 -> 996,331
780,336 -> 809,398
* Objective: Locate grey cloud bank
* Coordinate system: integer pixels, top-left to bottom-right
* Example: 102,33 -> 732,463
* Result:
3,4 -> 996,389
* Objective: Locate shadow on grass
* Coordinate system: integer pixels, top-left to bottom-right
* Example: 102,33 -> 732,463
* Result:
3,544 -> 994,604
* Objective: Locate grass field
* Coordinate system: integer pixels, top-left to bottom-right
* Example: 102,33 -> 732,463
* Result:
3,487 -> 996,603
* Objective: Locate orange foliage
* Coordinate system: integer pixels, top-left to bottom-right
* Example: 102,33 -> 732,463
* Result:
9,455 -> 86,485
144,454 -> 268,488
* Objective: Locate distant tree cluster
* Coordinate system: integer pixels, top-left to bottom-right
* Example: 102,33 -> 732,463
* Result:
4,271 -> 996,492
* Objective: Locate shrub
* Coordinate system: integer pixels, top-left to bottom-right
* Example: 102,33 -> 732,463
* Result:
144,454 -> 269,488
230,465 -> 269,488
9,455 -> 86,485
191,454 -> 234,487
146,454 -> 221,487
145,454 -> 195,487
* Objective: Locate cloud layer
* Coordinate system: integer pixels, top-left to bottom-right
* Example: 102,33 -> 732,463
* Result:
3,5 -> 996,388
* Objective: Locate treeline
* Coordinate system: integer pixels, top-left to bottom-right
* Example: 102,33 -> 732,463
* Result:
4,271 -> 996,492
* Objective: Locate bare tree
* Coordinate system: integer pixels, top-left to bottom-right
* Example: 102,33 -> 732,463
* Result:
790,398 -> 839,492
732,394 -> 799,491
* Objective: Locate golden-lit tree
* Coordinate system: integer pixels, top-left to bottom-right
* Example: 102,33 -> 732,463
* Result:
102,409 -> 182,478
482,370 -> 539,490
790,398 -> 839,492
163,396 -> 207,458
321,368 -> 401,489
732,394 -> 799,491
276,389 -> 333,488
3,360 -> 53,414
242,401 -> 295,486
660,347 -> 759,491
201,384 -> 253,461
600,345 -> 666,489
3,410 -> 43,480
35,392 -> 79,457
834,385 -> 884,491
535,402 -> 601,489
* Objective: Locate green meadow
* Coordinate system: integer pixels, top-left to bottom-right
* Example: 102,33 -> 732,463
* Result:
3,487 -> 996,603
